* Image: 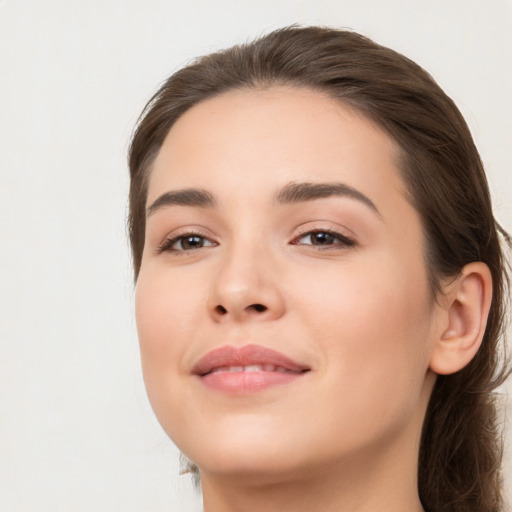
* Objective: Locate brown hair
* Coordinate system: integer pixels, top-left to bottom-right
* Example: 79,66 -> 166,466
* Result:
128,26 -> 511,511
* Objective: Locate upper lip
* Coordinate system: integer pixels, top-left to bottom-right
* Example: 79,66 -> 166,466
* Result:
192,344 -> 310,376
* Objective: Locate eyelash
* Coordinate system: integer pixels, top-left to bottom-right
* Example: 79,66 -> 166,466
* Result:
290,229 -> 356,250
158,228 -> 356,255
157,231 -> 217,254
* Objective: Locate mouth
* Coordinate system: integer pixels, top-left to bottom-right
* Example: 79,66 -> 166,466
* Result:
192,344 -> 310,394
208,364 -> 298,374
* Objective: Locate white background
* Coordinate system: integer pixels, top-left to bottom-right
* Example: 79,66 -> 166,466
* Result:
1,1 -> 511,510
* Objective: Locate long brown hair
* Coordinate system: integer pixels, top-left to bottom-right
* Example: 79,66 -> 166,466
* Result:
128,26 -> 511,512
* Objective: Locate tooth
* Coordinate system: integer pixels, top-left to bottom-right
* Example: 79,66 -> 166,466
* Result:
244,364 -> 263,372
209,364 -> 290,374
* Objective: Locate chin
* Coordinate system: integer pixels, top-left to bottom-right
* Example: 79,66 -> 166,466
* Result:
193,450 -> 315,485
176,420 -> 312,481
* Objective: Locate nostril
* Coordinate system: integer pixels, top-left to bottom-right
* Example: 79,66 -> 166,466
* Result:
214,303 -> 268,316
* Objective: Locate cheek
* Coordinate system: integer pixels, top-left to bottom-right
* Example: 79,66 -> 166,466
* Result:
134,267 -> 208,440
134,268 -> 199,400
292,257 -> 433,394
136,264 -> 203,347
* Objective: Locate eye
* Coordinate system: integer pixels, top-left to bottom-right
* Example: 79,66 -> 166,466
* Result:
159,233 -> 217,253
292,230 -> 355,249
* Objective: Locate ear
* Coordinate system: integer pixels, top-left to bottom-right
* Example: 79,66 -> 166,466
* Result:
429,262 -> 493,375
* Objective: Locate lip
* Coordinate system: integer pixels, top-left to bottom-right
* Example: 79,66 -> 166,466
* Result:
192,344 -> 310,394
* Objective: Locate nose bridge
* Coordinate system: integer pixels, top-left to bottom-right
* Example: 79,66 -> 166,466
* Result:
208,233 -> 285,322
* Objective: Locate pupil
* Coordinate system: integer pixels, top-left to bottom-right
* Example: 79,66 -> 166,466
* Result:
184,236 -> 203,249
313,232 -> 333,245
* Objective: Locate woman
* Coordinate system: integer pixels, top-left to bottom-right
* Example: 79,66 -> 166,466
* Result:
128,26 -> 510,512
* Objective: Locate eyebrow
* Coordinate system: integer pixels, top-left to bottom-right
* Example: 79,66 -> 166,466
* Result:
275,181 -> 381,216
146,181 -> 380,218
146,188 -> 216,216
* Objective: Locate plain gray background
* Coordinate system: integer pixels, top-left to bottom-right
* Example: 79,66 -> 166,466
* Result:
1,1 -> 511,510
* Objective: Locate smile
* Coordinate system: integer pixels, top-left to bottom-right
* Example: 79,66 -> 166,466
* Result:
192,344 -> 310,394
209,364 -> 295,374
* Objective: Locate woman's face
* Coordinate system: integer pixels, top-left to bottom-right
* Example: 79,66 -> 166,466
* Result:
136,87 -> 439,481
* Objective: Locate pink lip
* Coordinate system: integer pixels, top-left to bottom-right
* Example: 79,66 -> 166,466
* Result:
192,344 -> 310,394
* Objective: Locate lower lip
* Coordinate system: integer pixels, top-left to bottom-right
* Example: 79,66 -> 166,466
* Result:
199,371 -> 304,394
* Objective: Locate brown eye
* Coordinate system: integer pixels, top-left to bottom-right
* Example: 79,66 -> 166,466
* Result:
177,235 -> 207,250
159,233 -> 217,253
309,232 -> 336,245
293,230 -> 355,248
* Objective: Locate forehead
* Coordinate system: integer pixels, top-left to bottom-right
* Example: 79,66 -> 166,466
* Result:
147,86 -> 406,205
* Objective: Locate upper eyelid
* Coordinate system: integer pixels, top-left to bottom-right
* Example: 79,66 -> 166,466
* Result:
157,229 -> 218,253
160,226 -> 216,241
291,229 -> 355,244
291,222 -> 356,240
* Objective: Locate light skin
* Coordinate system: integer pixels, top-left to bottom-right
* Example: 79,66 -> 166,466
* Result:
135,87 -> 492,512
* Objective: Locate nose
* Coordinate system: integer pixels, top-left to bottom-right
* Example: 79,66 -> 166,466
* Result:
207,244 -> 286,323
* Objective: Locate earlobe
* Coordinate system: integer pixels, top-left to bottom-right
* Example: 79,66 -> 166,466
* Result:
429,262 -> 493,376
